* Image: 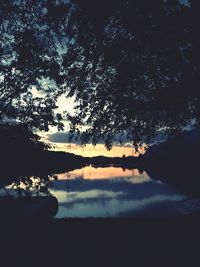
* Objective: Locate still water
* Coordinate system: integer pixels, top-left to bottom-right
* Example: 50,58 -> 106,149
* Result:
1,165 -> 200,218
50,166 -> 200,218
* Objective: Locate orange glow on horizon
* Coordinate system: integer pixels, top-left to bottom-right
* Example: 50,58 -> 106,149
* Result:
50,143 -> 145,157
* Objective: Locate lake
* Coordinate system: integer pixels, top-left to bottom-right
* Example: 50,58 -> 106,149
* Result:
1,164 -> 200,218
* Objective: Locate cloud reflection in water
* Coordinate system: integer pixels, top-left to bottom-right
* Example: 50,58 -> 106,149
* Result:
49,166 -> 190,218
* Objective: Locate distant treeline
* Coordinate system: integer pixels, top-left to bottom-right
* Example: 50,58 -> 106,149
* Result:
1,124 -> 200,198
0,124 -> 143,179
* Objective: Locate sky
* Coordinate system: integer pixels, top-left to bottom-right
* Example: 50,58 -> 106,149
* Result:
50,143 -> 137,157
36,0 -> 191,157
37,93 -> 141,157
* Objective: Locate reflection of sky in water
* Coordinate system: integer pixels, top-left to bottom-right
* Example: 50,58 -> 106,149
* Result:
56,166 -> 150,181
48,165 -> 200,218
1,165 -> 200,218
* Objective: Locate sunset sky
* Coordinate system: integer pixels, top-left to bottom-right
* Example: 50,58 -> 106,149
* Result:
37,93 -> 140,157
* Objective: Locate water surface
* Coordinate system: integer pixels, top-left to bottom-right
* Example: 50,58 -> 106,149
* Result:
49,165 -> 200,218
1,165 -> 200,218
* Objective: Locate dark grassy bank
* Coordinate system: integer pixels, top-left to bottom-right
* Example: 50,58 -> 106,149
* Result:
1,214 -> 200,267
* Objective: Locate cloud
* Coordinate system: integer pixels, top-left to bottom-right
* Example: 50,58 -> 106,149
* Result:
47,131 -> 78,143
47,131 -> 133,146
51,177 -> 185,218
51,177 -> 177,199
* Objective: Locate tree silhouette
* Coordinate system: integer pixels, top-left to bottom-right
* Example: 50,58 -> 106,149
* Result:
65,0 -> 200,148
0,0 -> 69,131
0,0 -> 199,149
11,174 -> 56,197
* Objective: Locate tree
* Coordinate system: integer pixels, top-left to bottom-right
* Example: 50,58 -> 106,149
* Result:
0,0 -> 199,149
0,0 -> 70,131
64,0 -> 200,148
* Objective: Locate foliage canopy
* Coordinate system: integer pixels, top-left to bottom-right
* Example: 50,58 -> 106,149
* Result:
0,0 -> 199,148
